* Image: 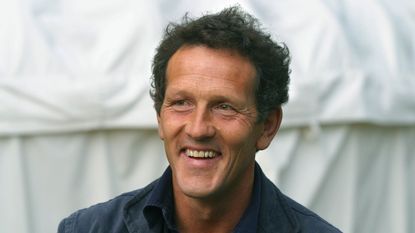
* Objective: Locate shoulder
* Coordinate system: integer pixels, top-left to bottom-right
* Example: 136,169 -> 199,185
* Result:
58,182 -> 155,233
283,194 -> 342,233
260,174 -> 342,233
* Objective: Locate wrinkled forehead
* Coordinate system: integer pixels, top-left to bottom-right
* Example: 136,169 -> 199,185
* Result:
166,45 -> 257,84
165,45 -> 258,102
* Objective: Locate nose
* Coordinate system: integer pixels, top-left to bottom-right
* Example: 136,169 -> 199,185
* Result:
185,106 -> 215,140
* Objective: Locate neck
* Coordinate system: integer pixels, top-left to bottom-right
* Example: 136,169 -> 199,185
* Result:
173,163 -> 255,233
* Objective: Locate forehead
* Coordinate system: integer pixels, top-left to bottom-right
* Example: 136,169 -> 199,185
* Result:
165,46 -> 257,94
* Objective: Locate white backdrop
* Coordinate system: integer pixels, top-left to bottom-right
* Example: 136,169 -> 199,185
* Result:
1,0 -> 414,233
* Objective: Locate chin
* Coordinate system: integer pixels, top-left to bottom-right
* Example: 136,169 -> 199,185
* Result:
178,179 -> 220,199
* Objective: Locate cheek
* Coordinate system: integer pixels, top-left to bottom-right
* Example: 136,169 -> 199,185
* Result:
220,121 -> 263,153
159,112 -> 186,139
221,125 -> 256,148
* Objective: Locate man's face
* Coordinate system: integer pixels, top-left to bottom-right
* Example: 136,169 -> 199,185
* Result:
157,45 -> 274,200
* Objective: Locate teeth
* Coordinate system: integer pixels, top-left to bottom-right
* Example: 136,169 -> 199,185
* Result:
186,149 -> 217,158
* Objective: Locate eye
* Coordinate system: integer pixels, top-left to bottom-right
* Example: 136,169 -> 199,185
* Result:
171,99 -> 193,112
174,100 -> 186,106
214,103 -> 237,116
217,103 -> 232,110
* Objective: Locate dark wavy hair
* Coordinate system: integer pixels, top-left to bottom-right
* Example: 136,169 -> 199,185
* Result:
150,6 -> 290,121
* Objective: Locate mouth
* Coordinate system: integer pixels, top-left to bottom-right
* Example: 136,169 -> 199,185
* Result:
184,148 -> 220,159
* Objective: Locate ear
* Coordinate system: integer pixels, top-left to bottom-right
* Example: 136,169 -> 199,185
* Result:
157,114 -> 165,140
256,107 -> 282,150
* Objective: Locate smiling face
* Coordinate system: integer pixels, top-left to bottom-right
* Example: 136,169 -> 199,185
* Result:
158,45 -> 279,201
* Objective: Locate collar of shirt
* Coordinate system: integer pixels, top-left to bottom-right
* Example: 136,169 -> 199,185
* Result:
143,163 -> 262,233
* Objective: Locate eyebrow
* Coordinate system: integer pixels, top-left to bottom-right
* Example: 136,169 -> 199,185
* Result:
166,88 -> 251,108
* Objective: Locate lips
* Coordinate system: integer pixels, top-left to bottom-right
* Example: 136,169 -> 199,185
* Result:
185,149 -> 219,158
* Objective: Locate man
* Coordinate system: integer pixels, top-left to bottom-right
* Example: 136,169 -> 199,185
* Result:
58,6 -> 341,233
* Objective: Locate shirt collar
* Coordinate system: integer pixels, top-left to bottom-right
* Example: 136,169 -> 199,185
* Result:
143,163 -> 262,232
143,167 -> 177,231
233,162 -> 262,233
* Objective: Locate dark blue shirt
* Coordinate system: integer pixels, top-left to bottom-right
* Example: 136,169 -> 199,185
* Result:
143,165 -> 262,233
58,162 -> 342,232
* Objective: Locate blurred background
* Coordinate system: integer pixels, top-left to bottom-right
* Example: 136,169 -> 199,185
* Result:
1,0 -> 414,232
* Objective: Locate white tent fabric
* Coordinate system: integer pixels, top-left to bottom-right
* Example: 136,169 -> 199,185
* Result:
1,0 -> 414,233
